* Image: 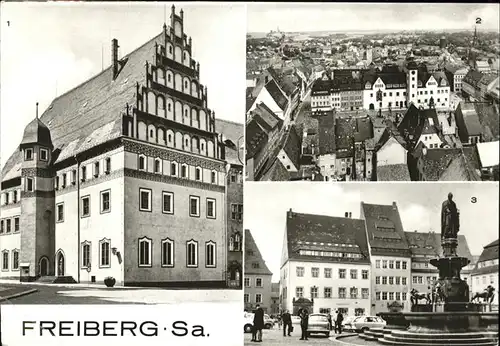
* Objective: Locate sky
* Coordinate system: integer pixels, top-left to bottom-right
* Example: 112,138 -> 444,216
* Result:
248,3 -> 500,33
0,2 -> 246,169
245,182 -> 499,282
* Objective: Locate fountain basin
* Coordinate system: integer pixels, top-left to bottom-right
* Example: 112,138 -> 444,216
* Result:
405,312 -> 498,333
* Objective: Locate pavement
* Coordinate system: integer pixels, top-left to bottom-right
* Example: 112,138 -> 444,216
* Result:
244,327 -> 365,345
0,281 -> 240,304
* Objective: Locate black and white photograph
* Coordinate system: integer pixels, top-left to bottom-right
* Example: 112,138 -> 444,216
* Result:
0,2 -> 245,305
245,3 -> 500,182
243,182 -> 499,345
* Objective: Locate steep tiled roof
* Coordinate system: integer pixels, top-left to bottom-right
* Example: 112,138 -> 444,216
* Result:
375,120 -> 407,151
472,239 -> 499,276
245,229 -> 273,276
398,104 -> 440,149
463,70 -> 483,87
285,211 -> 370,264
251,102 -> 283,132
265,79 -> 288,111
361,202 -> 411,257
318,113 -> 336,155
335,118 -> 356,158
418,148 -> 480,181
259,158 -> 290,181
457,102 -> 482,137
354,116 -> 374,143
215,119 -> 243,166
246,119 -> 269,160
20,118 -> 53,149
404,232 -> 472,259
376,164 -> 410,181
282,125 -> 302,170
2,32 -> 163,182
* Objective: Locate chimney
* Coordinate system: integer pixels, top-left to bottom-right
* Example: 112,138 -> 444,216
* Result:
288,208 -> 293,218
423,147 -> 427,156
349,212 -> 352,218
112,39 -> 119,80
392,201 -> 397,210
345,212 -> 349,218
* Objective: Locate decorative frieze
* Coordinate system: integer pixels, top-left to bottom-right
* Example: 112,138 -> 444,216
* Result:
21,167 -> 53,178
20,190 -> 55,199
55,169 -> 124,197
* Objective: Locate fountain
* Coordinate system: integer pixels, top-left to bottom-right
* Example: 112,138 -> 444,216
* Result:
376,193 -> 498,346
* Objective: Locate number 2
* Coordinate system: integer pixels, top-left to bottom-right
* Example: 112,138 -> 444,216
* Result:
476,17 -> 482,24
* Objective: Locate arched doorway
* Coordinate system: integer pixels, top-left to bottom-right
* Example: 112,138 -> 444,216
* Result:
56,251 -> 65,276
39,257 -> 49,276
369,103 -> 374,110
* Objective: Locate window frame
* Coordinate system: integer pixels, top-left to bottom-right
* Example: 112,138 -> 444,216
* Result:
161,238 -> 175,268
39,148 -> 49,161
162,191 -> 174,214
195,167 -> 202,181
139,188 -> 152,212
11,249 -> 20,271
181,164 -> 188,179
2,250 -> 9,271
93,161 -> 100,177
255,277 -> 263,287
170,161 -> 178,176
138,154 -> 147,171
138,236 -> 153,268
105,157 -> 111,174
81,241 -> 91,269
81,195 -> 91,218
100,189 -> 111,214
189,195 -> 200,217
99,238 -> 111,268
154,158 -> 162,174
24,148 -> 33,161
26,177 -> 34,192
206,198 -> 216,219
56,202 -> 64,223
205,241 -> 216,268
186,239 -> 199,268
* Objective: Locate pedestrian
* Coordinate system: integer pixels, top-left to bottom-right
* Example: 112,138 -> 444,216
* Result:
281,310 -> 292,337
299,308 -> 309,341
277,314 -> 282,330
336,310 -> 344,334
327,313 -> 333,331
253,304 -> 265,342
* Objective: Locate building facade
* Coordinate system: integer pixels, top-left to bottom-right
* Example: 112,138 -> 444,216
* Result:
471,239 -> 499,306
0,6 -> 240,288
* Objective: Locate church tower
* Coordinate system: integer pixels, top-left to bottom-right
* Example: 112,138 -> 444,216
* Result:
18,103 -> 55,281
406,56 -> 419,107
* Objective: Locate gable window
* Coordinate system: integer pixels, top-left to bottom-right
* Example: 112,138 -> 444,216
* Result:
161,238 -> 174,267
81,241 -> 91,268
94,161 -> 100,177
205,241 -> 216,268
26,177 -> 34,192
105,158 -> 111,174
139,188 -> 152,212
187,240 -> 198,267
162,191 -> 174,214
154,158 -> 162,174
171,162 -> 178,176
99,238 -> 111,268
195,167 -> 202,181
81,196 -> 90,217
100,190 -> 111,213
211,171 -> 217,184
138,155 -> 146,171
189,196 -> 200,217
40,148 -> 48,161
181,164 -> 188,178
24,148 -> 33,161
2,251 -> 9,271
138,237 -> 152,267
12,250 -> 19,270
206,198 -> 216,219
56,203 -> 64,222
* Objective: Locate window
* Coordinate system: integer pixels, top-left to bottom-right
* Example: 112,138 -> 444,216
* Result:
138,155 -> 146,171
138,237 -> 152,267
395,261 -> 401,269
139,188 -> 152,212
296,267 -> 304,277
402,261 -> 407,270
162,192 -> 174,214
100,190 -> 111,213
362,270 -> 368,279
382,292 -> 387,300
350,269 -> 357,279
338,287 -> 346,299
389,292 -> 394,300
181,164 -> 188,178
187,240 -> 198,267
362,288 -> 369,299
62,173 -> 67,188
2,251 -> 9,270
56,203 -> 64,222
296,287 -> 304,298
12,250 -> 19,270
396,276 -> 401,285
5,219 -> 10,233
311,286 -> 318,298
244,294 -> 249,303
105,158 -> 111,173
195,167 -> 202,181
205,241 -> 216,268
402,277 -> 407,285
71,170 -> 77,185
396,292 -> 401,301
375,260 -> 380,268
256,294 -> 262,303
161,238 -> 174,267
81,166 -> 87,181
12,191 -> 17,203
382,260 -> 387,269
206,198 -> 216,219
376,276 -> 380,284
99,239 -> 110,268
82,241 -> 91,268
154,159 -> 161,174
376,292 -> 381,300
324,268 -> 332,278
231,204 -> 243,221
256,278 -> 263,287
94,161 -> 100,177
211,171 -> 217,184
389,260 -> 394,269
382,276 -> 387,285
40,148 -> 48,161
339,269 -> 346,279
24,148 -> 33,160
189,196 -> 200,217
26,177 -> 34,192
324,287 -> 332,298
389,276 -> 394,285
171,162 -> 178,176
350,287 -> 358,299
244,278 -> 250,287
81,196 -> 90,217
311,267 -> 319,278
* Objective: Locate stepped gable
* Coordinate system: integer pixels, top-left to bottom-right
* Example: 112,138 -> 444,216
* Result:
2,32 -> 163,182
361,202 -> 411,257
245,229 -> 272,276
285,210 -> 370,264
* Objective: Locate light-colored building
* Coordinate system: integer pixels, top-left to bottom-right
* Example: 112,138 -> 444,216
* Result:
471,239 -> 499,306
280,209 -> 372,317
361,202 -> 413,314
244,229 -> 273,313
0,7 -> 236,288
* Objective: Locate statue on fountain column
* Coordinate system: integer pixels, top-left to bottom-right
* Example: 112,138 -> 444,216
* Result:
441,193 -> 460,240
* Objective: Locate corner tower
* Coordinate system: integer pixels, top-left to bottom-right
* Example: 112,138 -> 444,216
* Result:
406,57 -> 418,107
18,103 -> 55,281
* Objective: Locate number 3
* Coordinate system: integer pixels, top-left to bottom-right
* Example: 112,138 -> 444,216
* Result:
471,197 -> 477,203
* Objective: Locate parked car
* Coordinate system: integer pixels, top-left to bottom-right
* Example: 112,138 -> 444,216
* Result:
291,315 -> 301,325
264,314 -> 275,329
307,313 -> 330,338
353,316 -> 386,332
341,316 -> 358,332
244,312 -> 254,333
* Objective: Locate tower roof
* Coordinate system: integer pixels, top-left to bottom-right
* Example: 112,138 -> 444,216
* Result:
20,117 -> 53,149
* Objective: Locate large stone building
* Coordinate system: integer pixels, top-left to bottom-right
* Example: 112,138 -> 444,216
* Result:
0,6 -> 242,288
280,209 -> 372,317
471,239 -> 499,306
244,229 -> 273,313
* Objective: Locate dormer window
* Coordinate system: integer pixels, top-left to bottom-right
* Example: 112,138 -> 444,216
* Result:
24,148 -> 33,161
40,148 -> 48,161
94,162 -> 100,177
105,158 -> 111,174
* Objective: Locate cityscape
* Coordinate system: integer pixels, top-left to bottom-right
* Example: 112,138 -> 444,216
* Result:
245,4 -> 499,182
